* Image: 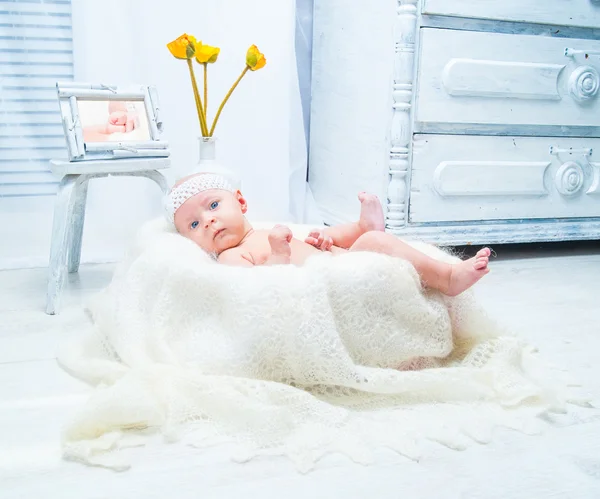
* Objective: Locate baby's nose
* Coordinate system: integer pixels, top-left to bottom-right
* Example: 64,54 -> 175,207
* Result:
204,215 -> 216,228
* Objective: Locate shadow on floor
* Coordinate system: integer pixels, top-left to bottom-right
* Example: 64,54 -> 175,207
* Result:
448,239 -> 600,260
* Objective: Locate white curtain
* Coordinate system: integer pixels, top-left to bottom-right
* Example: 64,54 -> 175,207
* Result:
70,0 -> 320,262
0,3 -> 76,268
295,0 -> 314,144
293,0 -> 322,224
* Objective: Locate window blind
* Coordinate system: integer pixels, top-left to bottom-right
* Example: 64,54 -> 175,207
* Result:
0,0 -> 73,197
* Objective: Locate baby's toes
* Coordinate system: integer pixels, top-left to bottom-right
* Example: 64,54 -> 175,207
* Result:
476,247 -> 491,258
474,257 -> 489,270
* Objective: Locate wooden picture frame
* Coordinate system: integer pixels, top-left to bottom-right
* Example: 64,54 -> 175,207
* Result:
56,82 -> 169,162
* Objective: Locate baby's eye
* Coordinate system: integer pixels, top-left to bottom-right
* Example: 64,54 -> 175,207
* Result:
210,201 -> 219,210
190,221 -> 199,230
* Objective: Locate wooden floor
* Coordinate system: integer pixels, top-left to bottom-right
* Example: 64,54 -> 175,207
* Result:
2,245 -> 600,498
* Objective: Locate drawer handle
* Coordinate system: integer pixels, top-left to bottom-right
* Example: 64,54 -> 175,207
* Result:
564,48 -> 600,58
549,147 -> 591,197
549,146 -> 593,157
565,48 -> 600,101
565,48 -> 600,58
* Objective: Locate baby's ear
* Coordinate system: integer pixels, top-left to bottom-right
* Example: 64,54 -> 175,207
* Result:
235,190 -> 248,213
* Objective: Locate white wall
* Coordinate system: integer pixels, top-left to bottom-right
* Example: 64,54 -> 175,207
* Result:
308,0 -> 394,226
0,0 -> 306,269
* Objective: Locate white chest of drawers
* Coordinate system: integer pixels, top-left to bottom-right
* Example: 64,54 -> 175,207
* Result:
308,0 -> 600,244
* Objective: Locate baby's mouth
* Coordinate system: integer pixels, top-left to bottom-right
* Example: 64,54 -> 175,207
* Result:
213,228 -> 225,239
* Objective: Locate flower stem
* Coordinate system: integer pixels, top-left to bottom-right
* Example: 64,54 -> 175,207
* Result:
203,62 -> 208,120
209,66 -> 249,137
187,58 -> 208,136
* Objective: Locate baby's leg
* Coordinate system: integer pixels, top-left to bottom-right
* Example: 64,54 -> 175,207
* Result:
349,231 -> 490,296
315,193 -> 385,249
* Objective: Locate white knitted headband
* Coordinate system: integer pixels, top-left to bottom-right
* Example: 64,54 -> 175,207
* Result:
165,173 -> 235,224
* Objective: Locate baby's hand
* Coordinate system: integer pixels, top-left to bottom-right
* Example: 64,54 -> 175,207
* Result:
305,229 -> 333,251
108,111 -> 137,133
268,224 -> 292,258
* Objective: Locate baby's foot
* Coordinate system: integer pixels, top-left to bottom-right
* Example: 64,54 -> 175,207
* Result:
446,248 -> 491,296
358,192 -> 385,233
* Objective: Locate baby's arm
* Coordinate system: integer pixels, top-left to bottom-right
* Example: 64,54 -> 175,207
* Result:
321,223 -> 363,249
217,249 -> 254,267
265,225 -> 292,265
306,225 -> 356,251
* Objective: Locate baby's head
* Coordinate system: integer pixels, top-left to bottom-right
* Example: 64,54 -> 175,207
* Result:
165,172 -> 251,255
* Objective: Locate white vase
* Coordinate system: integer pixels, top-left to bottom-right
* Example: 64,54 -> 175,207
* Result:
193,137 -> 240,189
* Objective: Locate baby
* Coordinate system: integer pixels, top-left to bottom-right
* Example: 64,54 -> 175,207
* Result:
165,172 -> 491,296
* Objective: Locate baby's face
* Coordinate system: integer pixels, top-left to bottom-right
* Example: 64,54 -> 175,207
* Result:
174,189 -> 248,255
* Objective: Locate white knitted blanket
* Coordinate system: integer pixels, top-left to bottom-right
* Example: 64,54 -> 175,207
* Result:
57,220 -> 585,471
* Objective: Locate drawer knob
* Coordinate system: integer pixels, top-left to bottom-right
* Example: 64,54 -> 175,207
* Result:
568,65 -> 600,102
555,161 -> 585,196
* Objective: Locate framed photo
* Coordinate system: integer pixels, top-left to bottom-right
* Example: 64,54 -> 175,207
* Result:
56,82 -> 170,162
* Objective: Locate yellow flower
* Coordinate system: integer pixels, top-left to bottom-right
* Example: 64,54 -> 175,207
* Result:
167,33 -> 197,59
245,44 -> 266,71
196,44 -> 220,64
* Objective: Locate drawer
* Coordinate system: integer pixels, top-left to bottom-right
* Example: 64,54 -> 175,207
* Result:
422,0 -> 600,29
416,28 -> 600,129
409,135 -> 600,223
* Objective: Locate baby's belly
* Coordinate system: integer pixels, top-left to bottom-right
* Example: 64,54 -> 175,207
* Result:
290,238 -> 321,265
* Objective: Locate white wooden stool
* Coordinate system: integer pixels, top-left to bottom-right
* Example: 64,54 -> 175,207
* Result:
46,158 -> 170,315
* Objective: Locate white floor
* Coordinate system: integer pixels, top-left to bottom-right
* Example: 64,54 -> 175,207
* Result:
2,246 -> 600,499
